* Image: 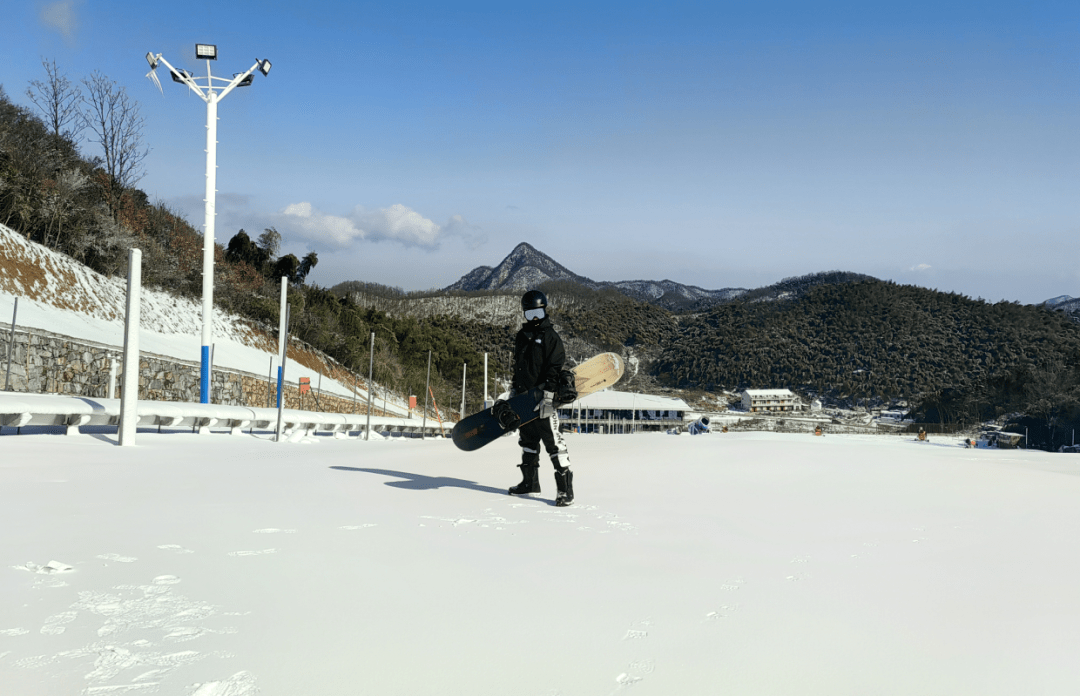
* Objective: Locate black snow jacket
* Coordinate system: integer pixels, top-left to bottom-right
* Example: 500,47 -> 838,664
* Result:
512,315 -> 566,394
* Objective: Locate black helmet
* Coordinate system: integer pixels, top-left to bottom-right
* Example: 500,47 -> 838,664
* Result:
521,290 -> 547,311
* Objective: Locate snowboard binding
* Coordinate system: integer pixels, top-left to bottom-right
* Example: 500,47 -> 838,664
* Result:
492,399 -> 522,431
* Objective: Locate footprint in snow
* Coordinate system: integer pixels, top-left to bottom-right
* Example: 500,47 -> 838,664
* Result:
612,659 -> 655,691
622,618 -> 651,640
704,604 -> 740,621
190,670 -> 259,696
40,611 -> 77,635
97,553 -> 138,563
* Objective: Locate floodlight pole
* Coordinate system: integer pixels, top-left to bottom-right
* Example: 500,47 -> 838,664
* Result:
145,48 -> 271,403
201,90 -> 218,404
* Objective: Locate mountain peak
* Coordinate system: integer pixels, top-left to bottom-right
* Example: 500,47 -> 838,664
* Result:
509,241 -> 537,255
444,242 -> 595,292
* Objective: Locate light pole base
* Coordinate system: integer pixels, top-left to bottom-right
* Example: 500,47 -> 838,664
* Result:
200,345 -> 211,404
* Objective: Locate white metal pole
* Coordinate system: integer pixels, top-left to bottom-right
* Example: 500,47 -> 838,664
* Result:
422,350 -> 431,440
483,352 -> 489,407
119,249 -> 142,446
276,277 -> 287,408
365,332 -> 374,440
199,91 -> 218,404
460,362 -> 467,419
4,297 -> 17,391
275,303 -> 290,442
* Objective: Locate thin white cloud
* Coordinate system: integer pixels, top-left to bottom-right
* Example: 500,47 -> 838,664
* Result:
356,204 -> 441,247
275,202 -> 464,249
40,0 -> 79,39
442,214 -> 487,250
909,263 -> 932,272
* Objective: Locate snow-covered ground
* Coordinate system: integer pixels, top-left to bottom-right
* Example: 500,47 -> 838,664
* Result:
3,430 -> 1079,695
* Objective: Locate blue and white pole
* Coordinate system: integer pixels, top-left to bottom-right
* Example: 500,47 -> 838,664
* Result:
199,92 -> 218,403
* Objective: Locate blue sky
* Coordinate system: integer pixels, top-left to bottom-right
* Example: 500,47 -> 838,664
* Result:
4,0 -> 1078,303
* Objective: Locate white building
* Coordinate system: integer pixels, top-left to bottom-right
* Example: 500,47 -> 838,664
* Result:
558,390 -> 690,434
741,389 -> 798,413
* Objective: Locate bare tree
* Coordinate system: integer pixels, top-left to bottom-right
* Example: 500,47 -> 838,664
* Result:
26,58 -> 84,141
81,71 -> 148,207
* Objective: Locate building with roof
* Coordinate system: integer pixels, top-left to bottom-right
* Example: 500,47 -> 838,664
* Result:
558,390 -> 690,434
741,389 -> 799,413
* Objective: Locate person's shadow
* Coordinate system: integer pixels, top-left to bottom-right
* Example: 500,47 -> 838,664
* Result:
330,466 -> 511,497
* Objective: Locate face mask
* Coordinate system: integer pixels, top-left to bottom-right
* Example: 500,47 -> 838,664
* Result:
524,308 -> 545,322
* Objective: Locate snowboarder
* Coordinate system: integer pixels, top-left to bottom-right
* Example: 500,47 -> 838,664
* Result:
507,289 -> 574,506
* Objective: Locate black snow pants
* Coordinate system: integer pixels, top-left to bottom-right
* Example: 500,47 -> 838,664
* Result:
518,410 -> 570,470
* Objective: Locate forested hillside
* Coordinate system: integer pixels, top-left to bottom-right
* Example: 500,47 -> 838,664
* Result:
655,280 -> 1080,437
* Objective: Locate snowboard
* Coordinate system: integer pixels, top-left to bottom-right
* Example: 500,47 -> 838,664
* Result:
451,352 -> 624,452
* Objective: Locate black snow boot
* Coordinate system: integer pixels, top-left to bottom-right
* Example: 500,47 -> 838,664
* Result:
508,464 -> 541,495
554,467 -> 574,507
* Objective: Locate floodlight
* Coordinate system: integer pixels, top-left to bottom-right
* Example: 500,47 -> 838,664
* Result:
195,44 -> 218,60
145,52 -> 158,69
257,59 -> 272,76
234,73 -> 254,87
171,68 -> 193,84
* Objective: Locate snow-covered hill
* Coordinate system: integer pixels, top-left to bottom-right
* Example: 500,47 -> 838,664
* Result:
0,223 -> 266,348
0,223 -> 406,412
1044,295 -> 1080,312
610,278 -> 746,309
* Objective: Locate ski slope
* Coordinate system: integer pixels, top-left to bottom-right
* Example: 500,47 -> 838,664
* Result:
2,430 -> 1078,695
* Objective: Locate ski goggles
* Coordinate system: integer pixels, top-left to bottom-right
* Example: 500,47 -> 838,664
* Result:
524,308 -> 545,321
